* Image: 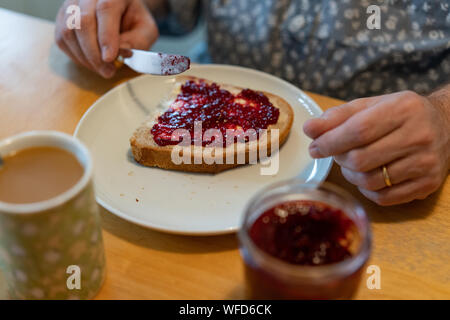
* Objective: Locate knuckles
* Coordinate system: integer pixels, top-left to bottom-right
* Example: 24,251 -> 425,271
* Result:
350,170 -> 378,191
352,118 -> 373,145
57,27 -> 73,44
415,127 -> 437,147
353,173 -> 376,190
418,154 -> 440,171
55,2 -> 76,47
421,175 -> 442,194
79,11 -> 96,28
396,90 -> 428,117
345,150 -> 368,172
398,91 -> 438,148
400,90 -> 424,109
359,173 -> 378,191
97,0 -> 116,13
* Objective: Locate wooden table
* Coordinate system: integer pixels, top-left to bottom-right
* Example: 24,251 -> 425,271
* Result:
0,8 -> 449,300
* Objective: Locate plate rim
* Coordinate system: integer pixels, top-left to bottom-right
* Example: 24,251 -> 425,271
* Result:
74,64 -> 333,236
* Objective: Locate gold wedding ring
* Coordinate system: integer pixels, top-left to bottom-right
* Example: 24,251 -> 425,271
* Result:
382,165 -> 392,187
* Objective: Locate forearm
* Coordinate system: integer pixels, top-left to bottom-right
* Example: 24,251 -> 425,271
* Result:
428,84 -> 450,170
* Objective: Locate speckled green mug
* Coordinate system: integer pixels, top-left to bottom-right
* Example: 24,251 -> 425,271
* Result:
0,131 -> 106,300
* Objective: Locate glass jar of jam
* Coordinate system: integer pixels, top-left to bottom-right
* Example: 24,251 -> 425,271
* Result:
238,180 -> 371,300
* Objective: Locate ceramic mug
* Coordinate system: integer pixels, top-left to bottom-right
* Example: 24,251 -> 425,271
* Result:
0,131 -> 106,300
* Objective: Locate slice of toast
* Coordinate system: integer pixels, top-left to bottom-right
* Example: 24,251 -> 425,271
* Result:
130,76 -> 294,173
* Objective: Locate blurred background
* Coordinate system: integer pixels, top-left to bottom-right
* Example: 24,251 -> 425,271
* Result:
0,0 -> 207,61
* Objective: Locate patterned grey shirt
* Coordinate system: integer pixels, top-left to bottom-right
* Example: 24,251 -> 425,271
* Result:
166,0 -> 450,100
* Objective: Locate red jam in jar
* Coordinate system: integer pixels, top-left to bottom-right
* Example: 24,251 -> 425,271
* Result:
249,200 -> 357,266
151,80 -> 280,147
241,199 -> 369,300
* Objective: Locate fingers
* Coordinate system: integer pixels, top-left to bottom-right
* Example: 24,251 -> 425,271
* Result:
358,181 -> 418,206
120,27 -> 157,51
333,125 -> 415,172
333,96 -> 442,172
119,19 -> 158,51
304,90 -> 448,206
56,25 -> 92,70
55,0 -> 117,77
340,154 -> 429,191
303,98 -> 372,140
76,0 -> 116,78
309,96 -> 406,159
55,0 -> 92,69
55,0 -> 159,78
118,47 -> 133,58
96,0 -> 126,62
358,175 -> 441,206
119,0 -> 159,50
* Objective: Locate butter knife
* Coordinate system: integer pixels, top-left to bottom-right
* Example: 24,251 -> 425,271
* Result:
117,49 -> 190,76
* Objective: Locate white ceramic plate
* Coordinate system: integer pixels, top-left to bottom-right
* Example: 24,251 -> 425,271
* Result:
74,64 -> 332,235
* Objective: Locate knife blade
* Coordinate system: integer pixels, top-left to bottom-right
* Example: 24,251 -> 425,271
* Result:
121,49 -> 190,76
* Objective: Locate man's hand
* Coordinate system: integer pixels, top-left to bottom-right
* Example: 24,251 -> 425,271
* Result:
304,90 -> 450,206
55,0 -> 159,78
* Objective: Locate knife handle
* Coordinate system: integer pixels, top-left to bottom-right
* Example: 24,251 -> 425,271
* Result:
114,55 -> 124,69
114,48 -> 133,69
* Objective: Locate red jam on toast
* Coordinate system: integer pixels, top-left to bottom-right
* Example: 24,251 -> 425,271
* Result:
151,80 -> 280,147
